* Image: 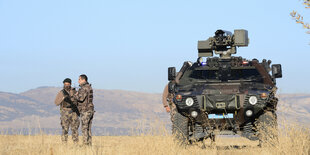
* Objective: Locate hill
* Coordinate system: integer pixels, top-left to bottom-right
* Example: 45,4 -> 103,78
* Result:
0,87 -> 168,135
0,87 -> 309,135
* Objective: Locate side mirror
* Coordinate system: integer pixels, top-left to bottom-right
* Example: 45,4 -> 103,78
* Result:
168,67 -> 176,81
168,82 -> 175,93
272,64 -> 282,78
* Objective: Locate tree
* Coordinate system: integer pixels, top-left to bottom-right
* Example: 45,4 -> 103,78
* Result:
290,0 -> 310,34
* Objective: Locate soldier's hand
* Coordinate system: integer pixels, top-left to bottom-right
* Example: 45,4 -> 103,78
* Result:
165,106 -> 171,113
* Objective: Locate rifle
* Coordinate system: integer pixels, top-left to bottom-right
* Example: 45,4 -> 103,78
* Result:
62,89 -> 80,117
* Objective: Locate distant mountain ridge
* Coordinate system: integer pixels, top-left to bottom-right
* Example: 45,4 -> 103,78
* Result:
0,87 -> 309,135
0,87 -> 168,135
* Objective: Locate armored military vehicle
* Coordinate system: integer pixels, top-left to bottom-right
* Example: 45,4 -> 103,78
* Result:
167,29 -> 282,146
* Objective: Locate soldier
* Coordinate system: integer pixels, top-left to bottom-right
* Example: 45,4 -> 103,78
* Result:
162,83 -> 177,122
74,74 -> 94,146
162,71 -> 183,121
54,78 -> 80,144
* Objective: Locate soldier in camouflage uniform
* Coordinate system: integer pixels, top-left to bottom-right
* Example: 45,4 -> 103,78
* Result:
74,74 -> 94,146
162,84 -> 177,122
54,78 -> 80,144
162,71 -> 184,122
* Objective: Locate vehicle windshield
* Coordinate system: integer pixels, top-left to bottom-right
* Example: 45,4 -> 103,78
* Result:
179,68 -> 263,85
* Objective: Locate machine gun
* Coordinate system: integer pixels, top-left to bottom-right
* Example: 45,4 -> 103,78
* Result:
62,89 -> 80,116
198,29 -> 249,58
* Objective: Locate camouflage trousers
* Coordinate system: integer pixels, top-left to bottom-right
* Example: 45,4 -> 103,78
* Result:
60,109 -> 80,143
169,103 -> 177,123
80,110 -> 94,145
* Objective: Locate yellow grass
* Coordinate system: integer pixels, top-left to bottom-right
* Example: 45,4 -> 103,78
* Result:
0,122 -> 309,155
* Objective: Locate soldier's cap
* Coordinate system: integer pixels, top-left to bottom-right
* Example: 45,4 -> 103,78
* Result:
63,78 -> 72,84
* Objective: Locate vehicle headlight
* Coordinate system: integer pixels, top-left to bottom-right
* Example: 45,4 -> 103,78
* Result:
191,111 -> 198,118
185,97 -> 194,106
245,110 -> 253,117
249,96 -> 258,105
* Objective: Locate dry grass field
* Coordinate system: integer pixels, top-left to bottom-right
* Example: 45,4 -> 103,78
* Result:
0,122 -> 309,155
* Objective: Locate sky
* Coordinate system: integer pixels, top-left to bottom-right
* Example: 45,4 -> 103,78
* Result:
0,0 -> 309,94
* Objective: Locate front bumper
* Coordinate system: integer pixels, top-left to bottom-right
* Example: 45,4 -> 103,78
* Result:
175,94 -> 267,121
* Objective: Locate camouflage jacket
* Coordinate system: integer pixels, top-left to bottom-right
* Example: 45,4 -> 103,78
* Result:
162,84 -> 175,108
55,88 -> 77,111
162,71 -> 183,108
74,82 -> 94,112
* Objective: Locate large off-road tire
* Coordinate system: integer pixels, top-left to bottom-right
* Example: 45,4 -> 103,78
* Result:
256,111 -> 278,147
172,112 -> 189,145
